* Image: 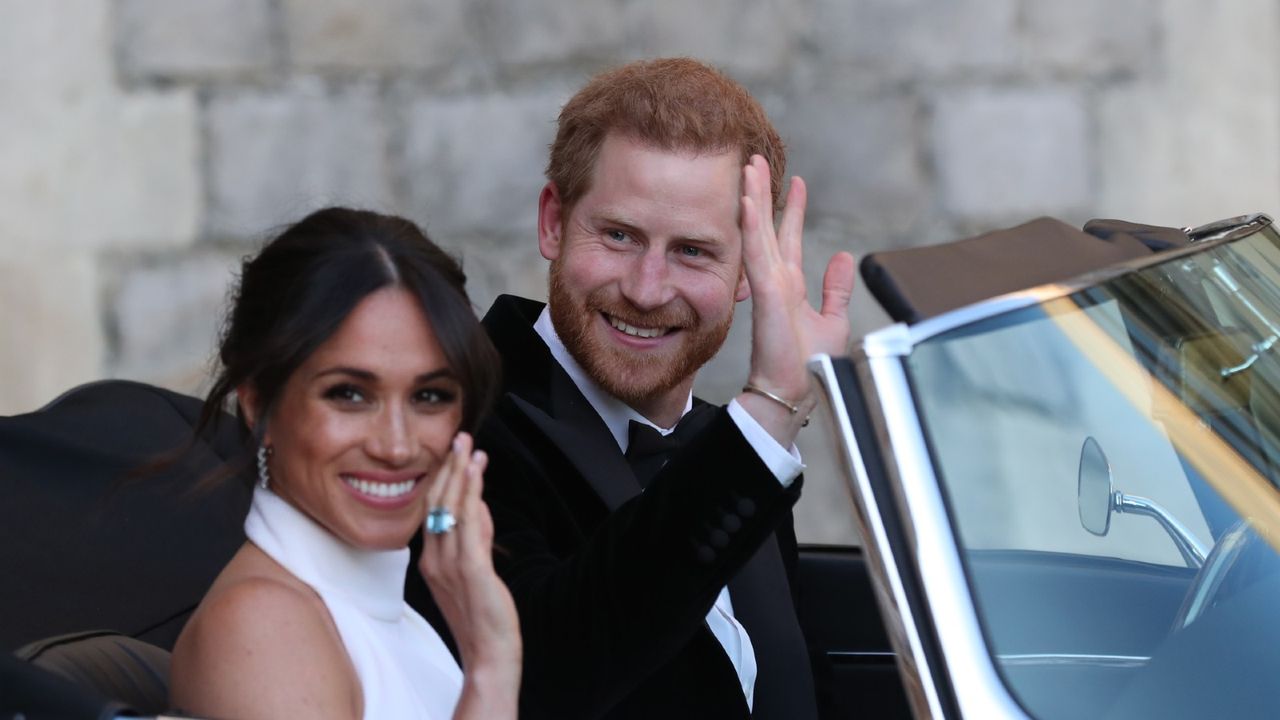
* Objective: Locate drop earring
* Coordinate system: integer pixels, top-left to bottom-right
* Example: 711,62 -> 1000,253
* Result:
257,444 -> 273,490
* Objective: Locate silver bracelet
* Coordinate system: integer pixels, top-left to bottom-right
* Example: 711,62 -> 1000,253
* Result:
741,383 -> 800,414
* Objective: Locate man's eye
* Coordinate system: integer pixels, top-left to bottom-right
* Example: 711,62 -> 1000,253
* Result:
679,245 -> 702,258
606,229 -> 628,243
324,384 -> 366,404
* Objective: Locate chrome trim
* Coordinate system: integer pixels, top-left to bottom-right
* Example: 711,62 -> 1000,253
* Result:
1113,491 -> 1209,567
1184,212 -> 1272,243
810,354 -> 946,719
997,654 -> 1149,668
827,651 -> 898,659
1219,334 -> 1278,378
864,351 -> 1031,719
853,212 -> 1278,357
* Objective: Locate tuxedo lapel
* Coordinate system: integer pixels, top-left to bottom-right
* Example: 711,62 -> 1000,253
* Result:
485,295 -> 641,511
509,377 -> 639,511
729,536 -> 819,720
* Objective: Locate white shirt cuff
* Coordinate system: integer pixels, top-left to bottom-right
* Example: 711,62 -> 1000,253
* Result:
726,399 -> 803,487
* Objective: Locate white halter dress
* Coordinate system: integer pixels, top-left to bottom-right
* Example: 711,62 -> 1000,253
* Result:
244,488 -> 463,719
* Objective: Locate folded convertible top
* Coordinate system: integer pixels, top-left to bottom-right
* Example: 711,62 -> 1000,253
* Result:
0,380 -> 252,652
861,217 -> 1191,324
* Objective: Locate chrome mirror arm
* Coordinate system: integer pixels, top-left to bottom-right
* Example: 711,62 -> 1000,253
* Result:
1113,491 -> 1209,568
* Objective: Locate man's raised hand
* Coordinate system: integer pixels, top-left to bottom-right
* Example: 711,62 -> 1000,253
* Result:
737,154 -> 855,445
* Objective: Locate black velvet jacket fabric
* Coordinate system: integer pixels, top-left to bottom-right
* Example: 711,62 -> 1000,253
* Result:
436,295 -> 819,719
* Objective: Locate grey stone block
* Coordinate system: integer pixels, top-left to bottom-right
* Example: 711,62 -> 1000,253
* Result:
400,88 -> 564,237
481,0 -> 626,66
622,0 -> 801,79
94,90 -> 204,248
932,88 -> 1090,221
452,232 -> 551,317
2,1 -> 112,105
106,253 -> 240,396
282,0 -> 468,71
1,2 -> 200,251
1098,84 -> 1280,227
1162,0 -> 1277,87
116,0 -> 274,80
784,93 -> 929,237
812,0 -> 1019,79
1022,0 -> 1158,78
0,254 -> 103,415
1,87 -> 201,252
206,79 -> 395,239
1097,1 -> 1280,225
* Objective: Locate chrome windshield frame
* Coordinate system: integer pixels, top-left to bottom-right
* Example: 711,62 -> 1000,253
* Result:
813,349 -> 1031,718
810,354 -> 948,718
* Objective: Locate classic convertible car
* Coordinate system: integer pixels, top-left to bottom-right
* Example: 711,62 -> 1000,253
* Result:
4,213 -> 1280,718
807,212 -> 1280,718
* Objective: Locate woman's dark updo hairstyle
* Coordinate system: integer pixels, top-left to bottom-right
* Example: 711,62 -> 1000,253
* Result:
197,207 -> 500,460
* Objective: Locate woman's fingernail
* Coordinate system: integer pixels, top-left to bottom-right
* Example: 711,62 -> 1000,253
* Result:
452,435 -> 463,453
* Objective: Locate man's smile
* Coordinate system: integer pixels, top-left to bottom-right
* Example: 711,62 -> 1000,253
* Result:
605,313 -> 674,339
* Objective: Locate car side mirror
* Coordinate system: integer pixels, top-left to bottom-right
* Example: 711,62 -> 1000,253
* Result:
1076,435 -> 1208,566
1078,436 -> 1113,536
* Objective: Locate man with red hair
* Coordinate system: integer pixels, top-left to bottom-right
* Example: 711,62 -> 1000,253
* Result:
422,58 -> 855,718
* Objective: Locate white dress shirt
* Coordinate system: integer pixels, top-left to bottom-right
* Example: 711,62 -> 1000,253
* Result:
533,309 -> 803,710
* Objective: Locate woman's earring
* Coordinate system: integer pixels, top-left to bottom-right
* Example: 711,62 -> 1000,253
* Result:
257,445 -> 273,490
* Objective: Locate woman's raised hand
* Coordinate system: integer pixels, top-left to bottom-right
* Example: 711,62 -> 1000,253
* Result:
419,432 -> 521,719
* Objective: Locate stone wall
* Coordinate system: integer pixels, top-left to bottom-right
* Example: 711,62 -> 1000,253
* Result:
3,0 -> 1277,543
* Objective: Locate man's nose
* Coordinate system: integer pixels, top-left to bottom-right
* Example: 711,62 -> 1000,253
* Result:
620,246 -> 675,311
367,405 -> 413,466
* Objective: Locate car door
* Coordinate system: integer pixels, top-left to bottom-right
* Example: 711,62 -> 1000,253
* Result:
812,215 -> 1280,719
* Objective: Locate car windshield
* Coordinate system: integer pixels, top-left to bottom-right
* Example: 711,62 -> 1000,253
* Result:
906,222 -> 1280,719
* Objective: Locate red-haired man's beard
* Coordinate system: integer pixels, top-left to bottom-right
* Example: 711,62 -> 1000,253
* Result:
548,261 -> 733,409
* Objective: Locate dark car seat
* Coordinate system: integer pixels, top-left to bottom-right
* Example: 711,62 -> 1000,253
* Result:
16,630 -> 171,716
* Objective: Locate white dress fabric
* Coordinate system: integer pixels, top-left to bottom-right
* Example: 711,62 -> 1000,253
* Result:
244,488 -> 463,719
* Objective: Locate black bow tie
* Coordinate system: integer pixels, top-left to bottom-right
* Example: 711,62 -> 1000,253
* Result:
624,404 -> 713,487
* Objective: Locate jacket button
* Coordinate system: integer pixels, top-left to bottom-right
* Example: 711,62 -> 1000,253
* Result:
721,514 -> 742,532
736,498 -> 756,518
709,529 -> 730,548
695,544 -> 716,564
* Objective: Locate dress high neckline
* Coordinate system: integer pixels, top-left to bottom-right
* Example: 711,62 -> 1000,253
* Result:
244,487 -> 410,622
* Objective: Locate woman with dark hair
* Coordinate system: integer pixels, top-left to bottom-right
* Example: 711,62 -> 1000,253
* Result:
169,208 -> 520,719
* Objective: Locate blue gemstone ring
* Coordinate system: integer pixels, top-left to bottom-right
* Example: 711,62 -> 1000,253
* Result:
426,507 -> 457,535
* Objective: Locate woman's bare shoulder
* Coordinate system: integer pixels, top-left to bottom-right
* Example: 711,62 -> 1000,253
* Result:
170,544 -> 360,719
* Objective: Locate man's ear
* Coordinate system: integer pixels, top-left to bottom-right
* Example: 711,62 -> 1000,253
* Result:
237,383 -> 265,440
734,265 -> 751,302
538,181 -> 565,261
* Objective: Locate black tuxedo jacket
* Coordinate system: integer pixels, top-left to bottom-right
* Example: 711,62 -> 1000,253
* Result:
461,295 -> 818,719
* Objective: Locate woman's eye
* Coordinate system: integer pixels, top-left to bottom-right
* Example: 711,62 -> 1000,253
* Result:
324,384 -> 366,404
415,388 -> 458,406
